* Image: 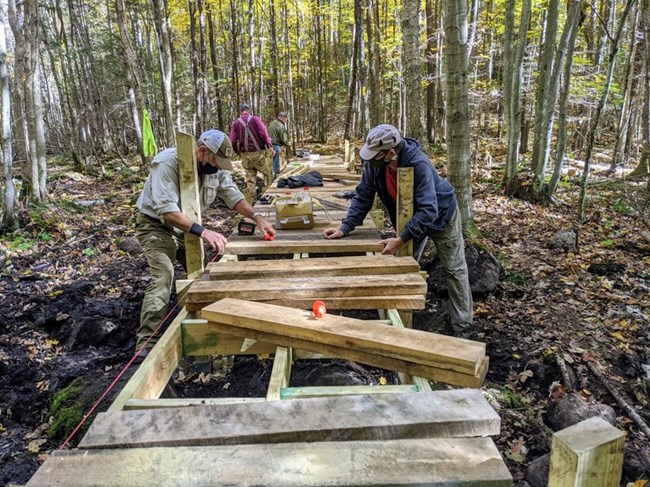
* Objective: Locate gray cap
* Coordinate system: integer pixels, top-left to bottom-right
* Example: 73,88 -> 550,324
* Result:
239,103 -> 251,112
278,112 -> 289,118
359,124 -> 402,160
198,129 -> 234,171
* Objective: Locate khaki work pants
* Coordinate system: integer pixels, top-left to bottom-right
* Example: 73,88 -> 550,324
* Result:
425,209 -> 473,328
241,149 -> 273,202
135,213 -> 185,350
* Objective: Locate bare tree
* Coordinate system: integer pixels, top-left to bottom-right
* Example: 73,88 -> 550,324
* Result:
402,0 -> 426,145
0,0 -> 15,227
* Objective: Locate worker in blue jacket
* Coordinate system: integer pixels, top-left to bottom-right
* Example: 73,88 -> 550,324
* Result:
322,124 -> 473,335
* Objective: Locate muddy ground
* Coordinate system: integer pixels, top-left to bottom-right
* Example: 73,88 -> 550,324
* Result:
0,154 -> 649,486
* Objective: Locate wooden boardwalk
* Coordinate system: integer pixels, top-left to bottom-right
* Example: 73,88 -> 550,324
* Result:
26,150 -> 511,486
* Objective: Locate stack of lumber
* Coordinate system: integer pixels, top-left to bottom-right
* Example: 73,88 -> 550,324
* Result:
187,255 -> 427,311
199,298 -> 488,388
27,390 -> 512,486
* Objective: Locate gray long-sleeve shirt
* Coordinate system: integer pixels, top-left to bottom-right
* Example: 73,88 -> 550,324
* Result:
136,148 -> 244,223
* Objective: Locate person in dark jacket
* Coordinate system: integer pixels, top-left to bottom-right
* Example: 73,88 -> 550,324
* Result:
322,124 -> 473,334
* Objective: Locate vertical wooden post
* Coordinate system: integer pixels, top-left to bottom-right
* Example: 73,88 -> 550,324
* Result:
347,144 -> 356,172
396,167 -> 414,258
344,139 -> 350,165
396,167 -> 414,328
548,416 -> 625,487
177,131 -> 204,275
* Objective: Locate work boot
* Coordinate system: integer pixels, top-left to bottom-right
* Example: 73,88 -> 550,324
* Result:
450,322 -> 473,340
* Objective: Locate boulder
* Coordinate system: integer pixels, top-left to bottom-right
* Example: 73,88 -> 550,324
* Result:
546,392 -> 616,431
118,237 -> 143,255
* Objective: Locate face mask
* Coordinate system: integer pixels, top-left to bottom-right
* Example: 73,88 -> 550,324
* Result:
198,162 -> 219,175
368,151 -> 397,168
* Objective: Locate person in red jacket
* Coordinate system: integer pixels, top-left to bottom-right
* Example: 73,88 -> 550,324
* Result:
229,103 -> 274,202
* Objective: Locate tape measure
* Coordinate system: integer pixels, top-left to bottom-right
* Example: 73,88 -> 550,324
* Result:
237,220 -> 256,236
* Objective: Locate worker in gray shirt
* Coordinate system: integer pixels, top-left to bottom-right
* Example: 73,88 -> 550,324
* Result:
135,129 -> 275,357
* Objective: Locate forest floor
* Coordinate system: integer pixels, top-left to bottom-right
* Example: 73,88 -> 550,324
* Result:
0,145 -> 649,486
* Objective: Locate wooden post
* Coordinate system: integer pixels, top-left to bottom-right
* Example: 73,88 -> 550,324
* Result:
548,416 -> 625,487
344,139 -> 350,165
177,131 -> 204,275
347,144 -> 356,172
396,167 -> 414,257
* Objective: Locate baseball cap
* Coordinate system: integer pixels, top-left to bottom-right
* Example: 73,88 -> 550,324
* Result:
359,124 -> 402,160
278,112 -> 288,118
198,129 -> 234,171
239,102 -> 251,112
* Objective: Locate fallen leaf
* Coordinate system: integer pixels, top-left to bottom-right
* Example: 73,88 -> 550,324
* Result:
378,376 -> 387,385
27,439 -> 47,453
519,370 -> 534,383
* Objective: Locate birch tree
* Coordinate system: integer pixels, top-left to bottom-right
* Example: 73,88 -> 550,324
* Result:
0,0 -> 14,226
8,0 -> 46,202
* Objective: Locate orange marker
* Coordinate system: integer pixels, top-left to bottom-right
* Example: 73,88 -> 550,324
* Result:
264,232 -> 275,241
312,300 -> 326,319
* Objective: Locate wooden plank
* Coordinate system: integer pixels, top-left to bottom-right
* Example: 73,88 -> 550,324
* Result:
108,309 -> 186,412
205,255 -> 420,279
177,131 -> 204,274
266,346 -> 292,401
224,239 -> 384,255
201,299 -> 482,374
280,384 -> 419,399
548,417 -> 625,487
197,321 -> 488,387
188,274 -> 426,309
397,167 -> 414,257
28,438 -> 512,487
79,390 -> 500,449
124,397 -> 266,410
387,309 -> 431,392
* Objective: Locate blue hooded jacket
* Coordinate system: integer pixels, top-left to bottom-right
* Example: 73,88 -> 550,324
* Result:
340,138 -> 458,242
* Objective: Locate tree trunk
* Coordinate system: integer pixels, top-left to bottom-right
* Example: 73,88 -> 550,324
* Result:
443,0 -> 473,229
630,0 -> 650,178
530,0 -> 560,179
503,0 -> 531,194
0,0 -> 15,227
578,0 -> 636,220
269,0 -> 280,115
115,0 -> 145,163
344,0 -> 361,141
547,0 -> 582,196
152,0 -> 176,146
8,0 -> 46,202
610,11 -> 638,173
207,7 -> 224,131
367,0 -> 381,127
402,0 -> 427,146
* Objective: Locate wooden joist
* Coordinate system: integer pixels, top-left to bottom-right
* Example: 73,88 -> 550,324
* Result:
204,255 -> 420,280
28,438 -> 512,487
186,274 -> 426,311
80,390 -> 500,449
202,299 -> 483,375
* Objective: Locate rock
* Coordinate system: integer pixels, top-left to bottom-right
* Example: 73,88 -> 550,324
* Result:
549,228 -> 578,253
423,244 -> 502,297
545,392 -> 616,431
118,237 -> 143,255
525,453 -> 550,487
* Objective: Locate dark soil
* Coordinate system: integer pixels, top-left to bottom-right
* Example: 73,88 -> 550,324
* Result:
1,158 -> 649,486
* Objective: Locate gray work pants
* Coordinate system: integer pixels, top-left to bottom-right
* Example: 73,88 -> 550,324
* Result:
426,209 -> 473,328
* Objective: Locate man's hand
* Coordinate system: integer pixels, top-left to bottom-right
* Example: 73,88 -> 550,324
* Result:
200,229 -> 228,254
322,227 -> 344,239
379,236 -> 404,255
254,216 -> 276,237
